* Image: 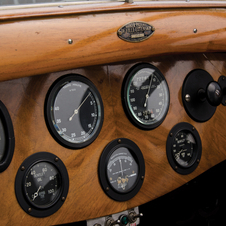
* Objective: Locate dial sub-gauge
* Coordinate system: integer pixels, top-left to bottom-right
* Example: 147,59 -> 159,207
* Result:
166,122 -> 202,175
122,63 -> 170,130
15,152 -> 69,218
98,138 -> 145,201
45,74 -> 104,149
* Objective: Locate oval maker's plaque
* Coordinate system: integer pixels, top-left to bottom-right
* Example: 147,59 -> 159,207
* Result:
117,21 -> 155,43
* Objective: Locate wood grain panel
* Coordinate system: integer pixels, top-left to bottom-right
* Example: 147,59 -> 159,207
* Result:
0,6 -> 226,81
0,53 -> 226,225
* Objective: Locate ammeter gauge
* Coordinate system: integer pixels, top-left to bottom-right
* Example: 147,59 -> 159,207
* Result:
15,152 -> 69,217
98,138 -> 145,201
122,63 -> 170,130
45,74 -> 104,149
166,122 -> 202,175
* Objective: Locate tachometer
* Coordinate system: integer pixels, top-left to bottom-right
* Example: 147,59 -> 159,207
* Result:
122,63 -> 170,130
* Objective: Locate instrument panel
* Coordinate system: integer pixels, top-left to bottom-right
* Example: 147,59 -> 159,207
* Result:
0,53 -> 226,225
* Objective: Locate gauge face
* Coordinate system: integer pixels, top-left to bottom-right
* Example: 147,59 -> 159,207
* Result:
15,152 -> 69,218
122,63 -> 170,130
45,74 -> 104,149
172,131 -> 196,168
98,138 -> 145,201
24,162 -> 61,208
107,147 -> 138,193
166,122 -> 202,175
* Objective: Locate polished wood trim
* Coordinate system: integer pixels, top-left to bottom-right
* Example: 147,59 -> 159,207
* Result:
1,2 -> 226,20
1,53 -> 226,225
0,7 -> 226,81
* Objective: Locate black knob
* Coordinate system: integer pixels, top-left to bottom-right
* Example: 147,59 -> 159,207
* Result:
206,81 -> 223,106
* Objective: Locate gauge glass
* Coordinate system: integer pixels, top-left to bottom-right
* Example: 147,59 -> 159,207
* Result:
107,147 -> 138,193
24,162 -> 61,208
172,131 -> 196,168
0,118 -> 6,162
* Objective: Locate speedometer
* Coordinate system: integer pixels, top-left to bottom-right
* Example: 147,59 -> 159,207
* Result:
122,63 -> 170,130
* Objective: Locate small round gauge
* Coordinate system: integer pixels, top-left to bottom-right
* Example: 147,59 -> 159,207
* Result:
45,74 -> 104,149
98,138 -> 145,201
122,63 -> 170,130
24,162 -> 61,208
15,152 -> 69,218
166,122 -> 202,175
0,100 -> 14,173
107,147 -> 138,193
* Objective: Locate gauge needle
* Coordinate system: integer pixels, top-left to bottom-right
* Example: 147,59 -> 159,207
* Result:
69,92 -> 91,121
119,159 -> 124,177
144,74 -> 153,108
32,186 -> 42,201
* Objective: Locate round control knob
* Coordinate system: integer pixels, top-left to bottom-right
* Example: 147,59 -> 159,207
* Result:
206,81 -> 223,106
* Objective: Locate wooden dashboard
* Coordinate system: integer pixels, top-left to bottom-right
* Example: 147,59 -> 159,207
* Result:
0,1 -> 226,225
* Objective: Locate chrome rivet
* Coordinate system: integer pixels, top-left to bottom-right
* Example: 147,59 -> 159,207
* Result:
185,94 -> 191,102
193,28 -> 198,33
68,39 -> 73,44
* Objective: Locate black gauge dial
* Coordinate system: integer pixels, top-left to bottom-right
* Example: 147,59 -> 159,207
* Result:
122,63 -> 170,130
24,162 -> 61,208
45,74 -> 104,149
107,147 -> 138,193
98,138 -> 145,201
0,100 -> 14,173
166,122 -> 202,175
15,152 -> 69,218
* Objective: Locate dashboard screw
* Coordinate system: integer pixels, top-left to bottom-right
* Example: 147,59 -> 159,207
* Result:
141,176 -> 144,180
197,159 -> 200,163
170,133 -> 173,137
55,157 -> 59,162
62,197 -> 65,201
106,187 -> 109,191
175,166 -> 178,170
28,208 -> 32,213
118,139 -> 121,144
192,127 -> 195,131
21,166 -> 25,171
193,28 -> 198,33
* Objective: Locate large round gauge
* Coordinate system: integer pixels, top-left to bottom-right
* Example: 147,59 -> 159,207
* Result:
166,122 -> 202,175
98,138 -> 145,201
0,100 -> 15,173
15,152 -> 69,218
122,63 -> 170,130
45,74 -> 104,149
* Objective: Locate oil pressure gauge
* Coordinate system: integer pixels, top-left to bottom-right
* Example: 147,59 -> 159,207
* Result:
15,152 -> 69,217
98,138 -> 145,201
122,63 -> 170,130
166,122 -> 202,175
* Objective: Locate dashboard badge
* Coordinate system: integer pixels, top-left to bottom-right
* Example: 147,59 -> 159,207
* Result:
117,21 -> 155,43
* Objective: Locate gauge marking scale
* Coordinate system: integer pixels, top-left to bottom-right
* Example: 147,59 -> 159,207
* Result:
98,138 -> 145,201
